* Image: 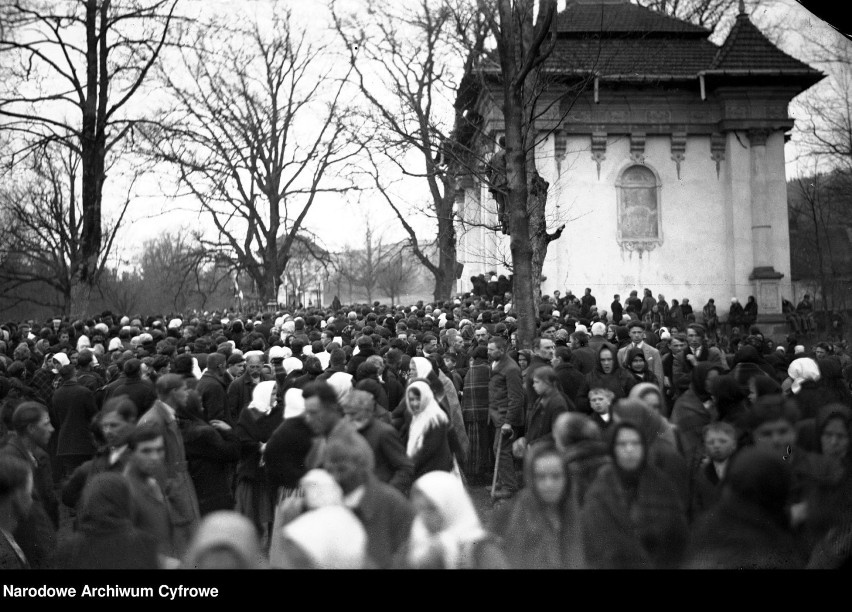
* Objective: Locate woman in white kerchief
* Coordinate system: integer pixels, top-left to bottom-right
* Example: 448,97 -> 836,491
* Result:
234,380 -> 284,552
397,470 -> 508,569
405,379 -> 457,481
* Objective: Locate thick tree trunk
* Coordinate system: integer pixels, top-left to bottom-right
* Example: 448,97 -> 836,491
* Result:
528,172 -> 551,306
504,88 -> 537,349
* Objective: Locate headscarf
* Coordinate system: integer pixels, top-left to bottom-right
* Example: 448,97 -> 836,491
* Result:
410,356 -> 434,380
283,506 -> 368,569
628,382 -> 664,409
247,380 -> 277,415
691,362 -> 724,401
405,379 -> 448,457
76,335 -> 92,351
284,388 -> 306,419
282,357 -> 303,375
183,511 -> 266,569
326,372 -> 354,405
300,469 -> 343,510
612,398 -> 675,448
408,471 -> 487,569
77,473 -> 134,536
787,357 -> 821,395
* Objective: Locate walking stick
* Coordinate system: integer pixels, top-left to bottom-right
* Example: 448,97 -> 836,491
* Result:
491,428 -> 504,501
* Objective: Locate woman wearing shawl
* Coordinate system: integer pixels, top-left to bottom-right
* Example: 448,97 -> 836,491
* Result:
50,473 -> 159,569
671,362 -> 724,466
234,380 -> 284,550
462,346 -> 492,484
325,371 -> 354,407
575,344 -> 637,413
176,389 -> 241,516
428,354 -> 470,463
785,357 -> 831,420
183,511 -> 268,569
270,468 -> 368,569
396,470 -> 508,569
581,422 -> 688,569
491,441 -> 585,569
612,397 -> 690,508
265,393 -> 318,567
806,404 -> 852,568
624,346 -> 660,387
405,380 -> 455,480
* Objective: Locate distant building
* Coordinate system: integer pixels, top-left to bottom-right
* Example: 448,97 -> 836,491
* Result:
458,0 -> 824,324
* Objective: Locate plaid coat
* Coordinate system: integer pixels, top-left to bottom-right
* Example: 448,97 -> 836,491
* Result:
462,360 -> 490,424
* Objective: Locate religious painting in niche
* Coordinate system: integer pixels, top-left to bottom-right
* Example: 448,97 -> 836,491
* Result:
616,164 -> 662,251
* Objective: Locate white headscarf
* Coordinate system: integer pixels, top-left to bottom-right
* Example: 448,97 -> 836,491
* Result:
247,380 -> 277,415
283,506 -> 368,569
405,379 -> 448,458
410,356 -> 433,380
282,357 -> 303,375
787,357 -> 821,395
76,335 -> 91,351
407,471 -> 487,569
326,372 -> 354,405
284,388 -> 306,419
299,469 -> 343,510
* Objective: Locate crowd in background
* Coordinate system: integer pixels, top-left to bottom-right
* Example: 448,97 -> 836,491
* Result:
0,282 -> 851,569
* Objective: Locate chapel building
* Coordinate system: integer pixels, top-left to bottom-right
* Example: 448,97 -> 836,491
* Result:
457,0 -> 824,323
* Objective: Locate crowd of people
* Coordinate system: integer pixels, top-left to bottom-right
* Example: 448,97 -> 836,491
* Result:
0,283 -> 851,569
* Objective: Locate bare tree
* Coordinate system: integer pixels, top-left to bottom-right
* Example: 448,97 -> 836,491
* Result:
144,7 -> 364,305
377,245 -> 420,306
333,0 -> 489,302
280,234 -> 333,309
476,0 -> 566,347
633,0 -> 765,37
334,220 -> 390,306
0,0 -> 182,296
0,142 -> 132,315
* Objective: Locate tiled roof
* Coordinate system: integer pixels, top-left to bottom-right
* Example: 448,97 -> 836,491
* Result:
710,14 -> 819,73
556,1 -> 710,35
480,5 -> 820,82
543,36 -> 720,78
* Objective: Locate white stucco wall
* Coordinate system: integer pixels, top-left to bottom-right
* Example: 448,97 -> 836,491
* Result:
458,128 -> 793,320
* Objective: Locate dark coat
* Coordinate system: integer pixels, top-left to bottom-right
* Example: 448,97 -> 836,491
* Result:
576,344 -> 637,413
564,439 -> 611,505
0,434 -> 58,568
178,416 -> 241,516
351,475 -> 415,569
690,459 -> 726,520
408,419 -> 454,480
524,388 -> 569,445
61,446 -> 131,511
488,354 -> 525,428
52,379 -> 98,457
234,403 -> 284,483
571,346 -> 597,376
196,371 -> 230,423
554,361 -> 586,406
581,464 -> 688,569
124,465 -> 176,558
109,376 -> 156,416
358,418 -> 413,495
491,443 -> 586,569
50,473 -> 159,570
684,494 -> 806,569
138,400 -> 201,556
226,373 -> 260,423
263,416 -> 314,489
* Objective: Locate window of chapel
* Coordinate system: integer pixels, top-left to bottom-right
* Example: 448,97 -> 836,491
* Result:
616,164 -> 662,250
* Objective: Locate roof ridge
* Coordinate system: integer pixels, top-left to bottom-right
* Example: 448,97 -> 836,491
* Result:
712,13 -> 816,72
558,1 -> 710,35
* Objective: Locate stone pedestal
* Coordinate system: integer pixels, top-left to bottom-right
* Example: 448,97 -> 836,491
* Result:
750,266 -> 784,315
